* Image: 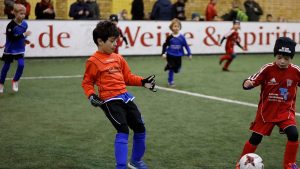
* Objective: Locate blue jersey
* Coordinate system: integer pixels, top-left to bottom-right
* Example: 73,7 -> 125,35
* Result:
162,34 -> 191,57
4,20 -> 28,55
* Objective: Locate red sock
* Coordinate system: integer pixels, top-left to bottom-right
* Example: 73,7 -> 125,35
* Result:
224,59 -> 233,70
283,141 -> 299,168
220,55 -> 231,62
239,141 -> 257,159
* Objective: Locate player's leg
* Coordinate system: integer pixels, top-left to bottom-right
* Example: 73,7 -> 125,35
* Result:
223,53 -> 236,71
240,132 -> 262,157
126,101 -> 147,169
168,70 -> 175,86
12,57 -> 25,92
219,48 -> 232,65
279,118 -> 299,169
219,54 -> 231,65
166,56 -> 176,86
0,55 -> 13,93
236,132 -> 263,169
237,116 -> 273,168
100,100 -> 130,169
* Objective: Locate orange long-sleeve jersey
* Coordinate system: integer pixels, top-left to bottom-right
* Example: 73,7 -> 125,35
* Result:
82,51 -> 143,100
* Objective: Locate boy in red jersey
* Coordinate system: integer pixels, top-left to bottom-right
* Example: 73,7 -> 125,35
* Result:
236,37 -> 299,169
219,19 -> 246,71
109,14 -> 129,54
82,21 -> 156,169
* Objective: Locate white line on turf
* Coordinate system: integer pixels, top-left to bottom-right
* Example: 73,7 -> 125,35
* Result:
7,75 -> 83,80
8,75 -> 300,116
155,86 -> 300,117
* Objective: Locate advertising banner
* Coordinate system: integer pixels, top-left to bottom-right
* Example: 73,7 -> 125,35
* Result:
1,20 -> 300,57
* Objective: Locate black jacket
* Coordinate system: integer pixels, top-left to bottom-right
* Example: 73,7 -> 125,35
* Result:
131,0 -> 144,20
244,0 -> 263,21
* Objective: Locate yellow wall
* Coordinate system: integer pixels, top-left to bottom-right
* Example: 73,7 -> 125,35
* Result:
112,0 -> 131,19
1,0 -> 300,22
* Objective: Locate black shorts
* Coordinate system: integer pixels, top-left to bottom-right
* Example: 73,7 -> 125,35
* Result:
1,54 -> 24,63
165,55 -> 182,73
100,100 -> 145,133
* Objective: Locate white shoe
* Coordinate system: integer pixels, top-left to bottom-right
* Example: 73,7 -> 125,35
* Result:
12,81 -> 18,92
0,84 -> 3,93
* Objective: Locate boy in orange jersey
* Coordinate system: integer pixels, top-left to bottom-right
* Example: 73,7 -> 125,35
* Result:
82,21 -> 155,169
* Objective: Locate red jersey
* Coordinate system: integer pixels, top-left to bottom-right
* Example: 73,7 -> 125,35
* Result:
223,29 -> 240,54
82,51 -> 143,100
247,63 -> 300,122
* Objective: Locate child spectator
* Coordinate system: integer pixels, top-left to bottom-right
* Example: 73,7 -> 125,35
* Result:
0,4 -> 31,93
191,13 -> 200,21
221,0 -> 248,21
109,14 -> 129,54
35,0 -> 55,19
266,14 -> 273,22
236,37 -> 299,169
162,18 -> 192,87
118,9 -> 129,20
219,19 -> 246,71
82,20 -> 156,169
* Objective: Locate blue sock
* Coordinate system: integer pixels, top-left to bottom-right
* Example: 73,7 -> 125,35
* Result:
131,132 -> 146,162
13,58 -> 24,81
168,70 -> 174,84
115,133 -> 129,169
0,62 -> 11,84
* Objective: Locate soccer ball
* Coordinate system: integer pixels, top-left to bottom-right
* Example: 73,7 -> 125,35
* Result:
239,153 -> 264,169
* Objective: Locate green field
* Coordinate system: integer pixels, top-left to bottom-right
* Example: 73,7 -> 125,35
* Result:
0,54 -> 300,169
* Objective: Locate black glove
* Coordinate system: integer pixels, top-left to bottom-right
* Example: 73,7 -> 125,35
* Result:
89,94 -> 103,107
141,75 -> 156,92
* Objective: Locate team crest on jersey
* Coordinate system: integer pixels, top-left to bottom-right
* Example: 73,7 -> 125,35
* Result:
287,79 -> 293,87
279,88 -> 288,101
268,78 -> 278,85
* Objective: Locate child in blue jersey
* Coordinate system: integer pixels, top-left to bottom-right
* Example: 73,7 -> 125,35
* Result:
162,18 -> 192,87
0,4 -> 31,93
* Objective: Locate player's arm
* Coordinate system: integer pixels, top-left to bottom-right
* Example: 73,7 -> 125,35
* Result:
6,22 -> 26,41
82,61 -> 102,107
120,56 -> 143,86
220,30 -> 233,45
120,57 -> 156,91
220,36 -> 226,45
119,29 -> 129,46
122,36 -> 128,46
242,79 -> 255,90
182,35 -> 192,58
162,35 -> 173,56
236,41 -> 245,50
242,65 -> 268,90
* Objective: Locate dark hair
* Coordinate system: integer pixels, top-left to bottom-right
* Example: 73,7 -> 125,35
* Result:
274,37 -> 296,58
92,21 -> 120,45
109,14 -> 118,22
